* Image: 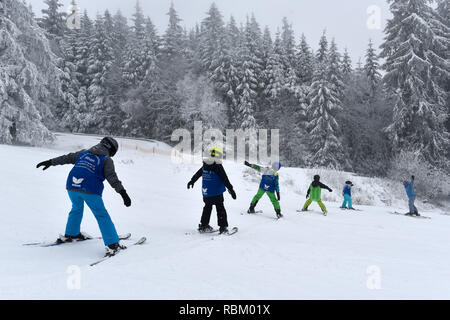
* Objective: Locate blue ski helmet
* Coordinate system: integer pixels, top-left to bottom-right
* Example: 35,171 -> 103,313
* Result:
272,161 -> 281,171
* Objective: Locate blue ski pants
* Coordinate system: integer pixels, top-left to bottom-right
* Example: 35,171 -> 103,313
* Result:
342,194 -> 353,209
408,196 -> 418,214
66,191 -> 119,246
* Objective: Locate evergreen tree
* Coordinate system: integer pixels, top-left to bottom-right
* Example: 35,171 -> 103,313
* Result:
380,0 -> 449,165
306,33 -> 346,169
364,39 -> 381,92
296,34 -> 315,84
39,0 -> 66,38
341,47 -> 353,79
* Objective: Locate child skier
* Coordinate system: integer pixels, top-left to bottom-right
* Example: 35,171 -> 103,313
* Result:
301,175 -> 333,215
403,175 -> 419,216
36,137 -> 132,256
245,161 -> 283,218
187,146 -> 237,234
340,181 -> 355,210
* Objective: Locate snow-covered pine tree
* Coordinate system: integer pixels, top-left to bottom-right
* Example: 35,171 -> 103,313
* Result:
86,14 -> 115,132
306,32 -> 346,169
380,0 -> 449,166
341,47 -> 353,79
280,17 -> 297,76
434,0 -> 450,135
296,34 -> 315,85
328,39 -> 345,100
364,39 -> 381,93
38,0 -> 67,38
236,32 -> 258,131
0,0 -> 64,145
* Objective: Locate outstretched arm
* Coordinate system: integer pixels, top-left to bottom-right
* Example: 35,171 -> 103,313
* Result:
319,182 -> 333,192
37,150 -> 84,170
244,161 -> 262,172
51,150 -> 84,166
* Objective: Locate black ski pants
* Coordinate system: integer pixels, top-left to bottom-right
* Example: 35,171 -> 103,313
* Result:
201,194 -> 228,228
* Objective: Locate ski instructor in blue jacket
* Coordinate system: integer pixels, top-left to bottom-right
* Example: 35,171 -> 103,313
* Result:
36,137 -> 131,255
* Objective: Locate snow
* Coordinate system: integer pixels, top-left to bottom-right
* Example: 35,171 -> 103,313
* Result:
1,133 -> 449,299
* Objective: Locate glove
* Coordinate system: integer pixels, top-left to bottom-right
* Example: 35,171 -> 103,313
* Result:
187,181 -> 195,189
306,194 -> 309,199
244,161 -> 251,167
411,175 -> 415,180
36,160 -> 52,171
119,190 -> 131,207
228,188 -> 237,200
329,189 -> 333,192
276,191 -> 280,201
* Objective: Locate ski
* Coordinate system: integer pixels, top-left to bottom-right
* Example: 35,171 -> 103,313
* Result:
297,209 -> 327,216
185,229 -> 219,236
23,233 -> 132,247
241,210 -> 263,215
389,212 -> 431,219
339,207 -> 363,211
90,236 -> 147,267
216,227 -> 238,236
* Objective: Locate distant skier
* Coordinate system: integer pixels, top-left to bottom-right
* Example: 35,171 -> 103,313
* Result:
301,175 -> 333,215
245,161 -> 283,218
36,137 -> 131,255
187,146 -> 237,234
403,175 -> 419,216
340,180 -> 355,210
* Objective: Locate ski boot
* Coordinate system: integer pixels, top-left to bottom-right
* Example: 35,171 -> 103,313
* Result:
105,242 -> 127,257
198,224 -> 214,233
219,226 -> 229,235
247,201 -> 258,214
322,210 -> 328,216
301,207 -> 308,212
275,209 -> 283,219
56,232 -> 92,244
348,207 -> 356,210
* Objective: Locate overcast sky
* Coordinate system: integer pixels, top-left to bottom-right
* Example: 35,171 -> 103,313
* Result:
26,0 -> 392,65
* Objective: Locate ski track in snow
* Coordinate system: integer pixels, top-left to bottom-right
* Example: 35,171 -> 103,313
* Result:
0,133 -> 449,299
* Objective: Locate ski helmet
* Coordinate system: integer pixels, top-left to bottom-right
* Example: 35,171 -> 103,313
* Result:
210,146 -> 224,158
101,137 -> 119,157
314,175 -> 320,181
272,161 -> 281,171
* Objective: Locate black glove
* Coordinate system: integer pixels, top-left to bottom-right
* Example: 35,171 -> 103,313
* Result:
328,188 -> 333,192
187,181 -> 195,189
411,175 -> 415,180
119,190 -> 131,207
244,161 -> 251,167
306,194 -> 309,199
276,191 -> 280,201
36,160 -> 52,171
228,188 -> 237,200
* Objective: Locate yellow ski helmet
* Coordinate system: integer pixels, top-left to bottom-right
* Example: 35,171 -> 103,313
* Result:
210,146 -> 224,158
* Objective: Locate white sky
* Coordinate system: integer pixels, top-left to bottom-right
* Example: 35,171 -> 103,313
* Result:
26,0 -> 392,65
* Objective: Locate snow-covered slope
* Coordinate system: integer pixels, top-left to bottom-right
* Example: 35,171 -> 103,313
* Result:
1,133 -> 449,299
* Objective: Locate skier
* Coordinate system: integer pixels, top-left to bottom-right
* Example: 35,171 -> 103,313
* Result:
187,146 -> 237,234
340,180 -> 355,210
245,161 -> 283,218
301,175 -> 333,215
403,176 -> 419,216
36,137 -> 131,255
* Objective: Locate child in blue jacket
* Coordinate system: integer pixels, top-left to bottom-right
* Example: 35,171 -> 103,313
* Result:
340,181 -> 355,210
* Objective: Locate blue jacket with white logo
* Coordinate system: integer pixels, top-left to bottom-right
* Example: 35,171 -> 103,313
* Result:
66,150 -> 107,195
190,161 -> 234,198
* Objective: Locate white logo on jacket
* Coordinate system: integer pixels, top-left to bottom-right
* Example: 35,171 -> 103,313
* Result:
202,188 -> 208,195
72,177 -> 84,187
